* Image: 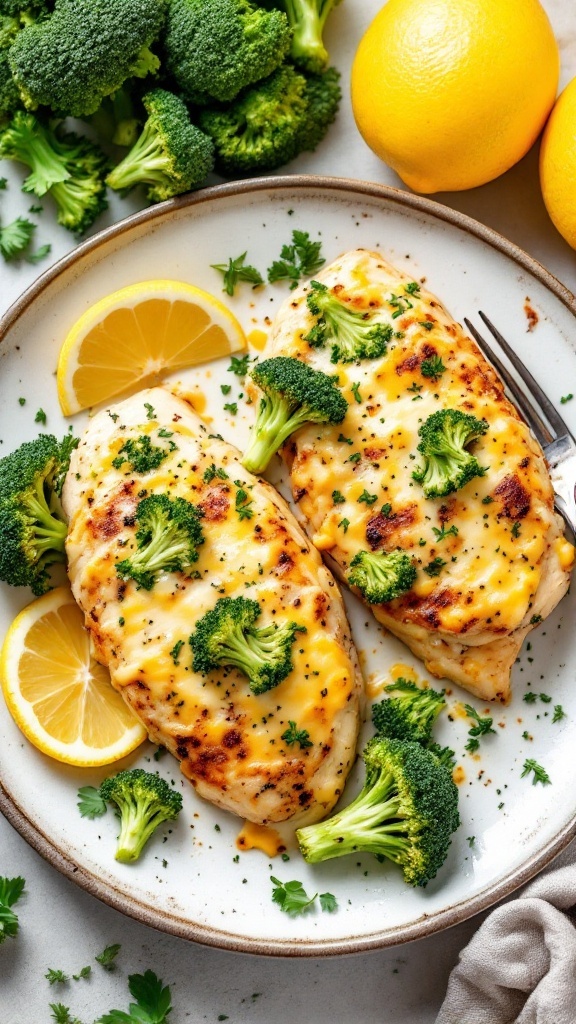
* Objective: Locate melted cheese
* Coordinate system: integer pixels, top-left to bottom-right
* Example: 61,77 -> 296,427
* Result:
236,821 -> 285,857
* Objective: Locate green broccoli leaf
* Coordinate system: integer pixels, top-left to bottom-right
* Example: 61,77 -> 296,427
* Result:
77,786 -> 107,819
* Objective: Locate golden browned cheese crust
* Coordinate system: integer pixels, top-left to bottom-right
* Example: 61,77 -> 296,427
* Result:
261,249 -> 574,702
62,388 -> 362,826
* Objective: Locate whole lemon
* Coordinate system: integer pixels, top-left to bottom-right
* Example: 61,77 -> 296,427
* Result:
540,77 -> 576,250
351,0 -> 559,194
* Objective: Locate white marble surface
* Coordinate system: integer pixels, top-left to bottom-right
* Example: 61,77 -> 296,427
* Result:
1,1 -> 576,1020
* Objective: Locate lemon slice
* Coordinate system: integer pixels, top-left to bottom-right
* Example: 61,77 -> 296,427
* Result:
57,279 -> 247,415
0,588 -> 147,766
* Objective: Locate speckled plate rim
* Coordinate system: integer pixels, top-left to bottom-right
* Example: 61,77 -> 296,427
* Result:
1,174 -> 576,957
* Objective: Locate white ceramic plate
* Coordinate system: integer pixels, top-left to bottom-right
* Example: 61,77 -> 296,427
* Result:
1,177 -> 576,956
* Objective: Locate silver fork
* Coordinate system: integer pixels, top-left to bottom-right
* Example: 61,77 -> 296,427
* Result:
463,312 -> 576,537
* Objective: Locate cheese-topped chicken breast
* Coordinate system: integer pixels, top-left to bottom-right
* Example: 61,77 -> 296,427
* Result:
62,387 -> 361,826
256,249 -> 574,702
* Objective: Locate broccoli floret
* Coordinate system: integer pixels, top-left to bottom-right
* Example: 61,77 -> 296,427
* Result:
0,112 -> 108,232
0,49 -> 21,121
269,0 -> 343,73
427,741 -> 457,774
116,493 -> 204,591
189,596 -> 306,694
242,355 -> 347,474
88,85 -> 141,149
296,736 -> 459,886
348,549 -> 416,605
0,433 -> 77,595
99,768 -> 182,863
199,65 -> 309,175
305,279 -> 393,363
8,0 -> 165,117
372,678 -> 446,745
165,0 -> 291,105
412,409 -> 488,499
295,66 -> 341,151
107,89 -> 214,202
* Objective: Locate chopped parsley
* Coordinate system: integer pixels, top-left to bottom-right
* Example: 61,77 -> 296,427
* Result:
380,502 -> 392,517
432,524 -> 458,542
0,216 -> 35,261
144,402 -> 156,420
521,759 -> 551,785
46,969 -> 68,985
224,402 -> 238,416
281,720 -> 312,749
553,704 -> 566,723
77,786 -> 107,820
34,408 -> 47,425
228,353 -> 251,377
358,489 -> 378,505
169,639 -> 185,665
235,487 -> 254,520
203,463 -> 229,483
221,384 -> 232,395
560,394 -> 573,404
424,556 -> 446,577
267,230 -> 325,289
332,490 -> 345,504
0,876 -> 25,944
338,518 -> 350,533
464,704 -> 496,753
511,522 -> 521,538
346,451 -> 361,464
95,943 -> 121,971
418,321 -> 435,332
351,381 -> 362,404
338,433 -> 353,445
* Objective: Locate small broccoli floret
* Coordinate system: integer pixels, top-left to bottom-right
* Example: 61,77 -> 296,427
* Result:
112,435 -> 174,474
412,409 -> 488,499
305,279 -> 393,363
348,549 -> 416,605
295,66 -> 341,151
8,0 -> 165,117
189,596 -> 306,694
199,65 -> 309,176
242,355 -> 347,474
297,737 -> 459,886
107,88 -> 214,202
372,678 -> 446,745
0,112 -> 108,232
99,768 -> 182,863
270,0 -> 343,73
0,433 -> 77,595
116,493 -> 204,590
165,0 -> 291,105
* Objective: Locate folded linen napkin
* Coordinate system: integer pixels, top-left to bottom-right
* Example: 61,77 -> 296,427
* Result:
436,844 -> 576,1024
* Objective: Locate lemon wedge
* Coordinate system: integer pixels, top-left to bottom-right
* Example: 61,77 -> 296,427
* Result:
1,587 -> 147,765
57,279 -> 247,415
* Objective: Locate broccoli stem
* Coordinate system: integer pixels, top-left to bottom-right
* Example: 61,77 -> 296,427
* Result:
284,0 -> 330,71
215,620 -> 273,680
106,126 -> 171,192
23,478 -> 67,554
7,120 -> 70,196
115,793 -> 172,863
298,767 -> 410,863
242,395 -> 311,474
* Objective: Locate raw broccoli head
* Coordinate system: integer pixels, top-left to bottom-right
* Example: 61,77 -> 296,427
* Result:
305,279 -> 393,363
0,50 -> 21,122
106,88 -> 214,202
165,0 -> 291,105
99,768 -> 183,863
189,595 -> 306,694
348,549 -> 416,605
242,355 -> 347,474
199,64 -> 309,175
295,65 -> 341,151
412,408 -> 488,499
372,678 -> 446,745
8,0 -> 166,117
296,736 -> 460,886
0,433 -> 77,595
115,493 -> 204,591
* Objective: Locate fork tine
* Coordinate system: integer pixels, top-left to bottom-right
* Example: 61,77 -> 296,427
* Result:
463,318 -> 554,448
478,312 -> 570,439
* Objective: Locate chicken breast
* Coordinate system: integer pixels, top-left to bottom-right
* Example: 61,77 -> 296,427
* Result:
62,387 -> 362,827
260,249 -> 574,702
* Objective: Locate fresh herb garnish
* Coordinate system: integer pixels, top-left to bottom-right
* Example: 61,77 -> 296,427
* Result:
203,463 -> 228,483
332,490 -> 345,504
228,354 -> 251,377
338,518 -> 350,533
553,704 -> 566,723
235,487 -> 254,520
169,640 -> 185,665
351,381 -> 362,404
224,402 -> 238,416
0,216 -> 35,261
144,402 -> 156,420
424,556 -> 446,577
358,489 -> 377,505
560,394 -> 573,404
464,704 -> 496,753
281,721 -> 312,749
95,943 -> 121,971
432,524 -> 458,542
96,969 -> 172,1024
77,786 -> 107,820
35,407 -> 47,425
211,252 -> 263,296
521,759 -> 551,785
267,230 -> 325,289
270,877 -> 317,915
421,355 -> 446,380
0,876 -> 25,944
46,969 -> 69,985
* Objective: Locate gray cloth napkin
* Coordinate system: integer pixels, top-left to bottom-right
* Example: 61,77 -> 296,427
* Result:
436,844 -> 576,1024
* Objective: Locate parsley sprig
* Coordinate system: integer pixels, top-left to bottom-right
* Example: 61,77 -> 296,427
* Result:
97,970 -> 172,1024
77,786 -> 107,819
0,876 -> 25,944
521,759 -> 551,785
267,230 -> 325,289
270,877 -> 337,916
211,252 -> 263,296
464,705 -> 496,753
